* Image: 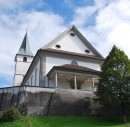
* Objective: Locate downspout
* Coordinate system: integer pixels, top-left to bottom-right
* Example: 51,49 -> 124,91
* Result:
45,93 -> 53,116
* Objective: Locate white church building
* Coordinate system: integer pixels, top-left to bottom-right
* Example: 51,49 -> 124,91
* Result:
14,25 -> 104,91
0,25 -> 105,115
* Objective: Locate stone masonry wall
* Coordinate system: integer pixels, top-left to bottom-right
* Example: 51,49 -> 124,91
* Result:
0,87 -> 100,116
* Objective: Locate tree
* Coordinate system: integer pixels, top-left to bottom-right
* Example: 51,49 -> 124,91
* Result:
95,45 -> 130,122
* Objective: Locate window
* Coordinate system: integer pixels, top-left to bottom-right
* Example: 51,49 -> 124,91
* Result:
70,33 -> 75,37
85,49 -> 90,54
56,45 -> 61,48
71,60 -> 78,66
35,68 -> 37,86
23,57 -> 27,62
31,76 -> 33,86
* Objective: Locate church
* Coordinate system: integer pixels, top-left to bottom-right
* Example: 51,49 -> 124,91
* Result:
0,25 -> 104,115
14,25 -> 104,90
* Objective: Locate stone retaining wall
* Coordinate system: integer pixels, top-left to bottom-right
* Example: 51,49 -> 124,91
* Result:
0,86 -> 100,115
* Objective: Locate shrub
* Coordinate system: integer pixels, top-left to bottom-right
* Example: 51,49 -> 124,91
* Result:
2,107 -> 21,122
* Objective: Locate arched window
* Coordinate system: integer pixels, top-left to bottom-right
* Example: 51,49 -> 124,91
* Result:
71,60 -> 78,66
55,45 -> 61,48
70,33 -> 75,37
31,75 -> 33,86
35,68 -> 37,86
85,49 -> 90,54
23,57 -> 27,62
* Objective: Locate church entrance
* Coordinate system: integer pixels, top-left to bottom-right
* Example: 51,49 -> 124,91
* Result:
69,80 -> 82,90
47,71 -> 99,91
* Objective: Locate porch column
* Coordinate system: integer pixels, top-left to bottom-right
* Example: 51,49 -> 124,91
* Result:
92,77 -> 95,91
55,73 -> 58,88
74,75 -> 77,90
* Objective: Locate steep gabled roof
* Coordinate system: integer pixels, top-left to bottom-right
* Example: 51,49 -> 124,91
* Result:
41,25 -> 104,58
17,31 -> 33,56
42,25 -> 74,49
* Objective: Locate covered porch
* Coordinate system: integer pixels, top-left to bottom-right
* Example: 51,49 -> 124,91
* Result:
46,64 -> 100,91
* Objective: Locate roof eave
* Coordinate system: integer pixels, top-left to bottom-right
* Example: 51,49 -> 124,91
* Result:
47,65 -> 101,77
40,48 -> 105,61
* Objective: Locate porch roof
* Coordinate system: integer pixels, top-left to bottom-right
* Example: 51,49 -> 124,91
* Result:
47,64 -> 100,77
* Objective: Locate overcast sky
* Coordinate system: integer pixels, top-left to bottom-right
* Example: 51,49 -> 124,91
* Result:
0,0 -> 130,87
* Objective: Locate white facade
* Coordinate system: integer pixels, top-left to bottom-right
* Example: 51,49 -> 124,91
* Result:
20,25 -> 104,90
46,56 -> 101,75
13,55 -> 33,86
22,53 -> 101,88
25,60 -> 40,86
51,30 -> 94,55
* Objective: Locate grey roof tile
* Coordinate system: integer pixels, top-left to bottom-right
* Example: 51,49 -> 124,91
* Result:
18,32 -> 33,56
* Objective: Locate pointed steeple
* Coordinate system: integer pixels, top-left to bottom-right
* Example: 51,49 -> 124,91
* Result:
18,31 -> 33,56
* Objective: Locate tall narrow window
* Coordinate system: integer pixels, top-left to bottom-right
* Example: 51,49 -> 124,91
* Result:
23,57 -> 27,62
31,76 -> 33,86
35,68 -> 37,86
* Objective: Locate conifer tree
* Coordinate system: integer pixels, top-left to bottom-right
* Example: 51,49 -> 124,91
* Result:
95,45 -> 130,122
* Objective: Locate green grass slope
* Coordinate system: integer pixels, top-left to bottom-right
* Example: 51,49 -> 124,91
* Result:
0,116 -> 130,127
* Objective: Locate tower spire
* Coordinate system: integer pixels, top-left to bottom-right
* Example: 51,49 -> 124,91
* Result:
14,31 -> 34,86
18,31 -> 33,56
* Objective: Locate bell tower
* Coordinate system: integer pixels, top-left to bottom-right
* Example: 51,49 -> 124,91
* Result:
13,31 -> 34,86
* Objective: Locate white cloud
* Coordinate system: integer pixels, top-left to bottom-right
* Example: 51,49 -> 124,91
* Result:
0,10 -> 66,87
1,0 -> 130,87
71,6 -> 97,26
63,0 -> 75,8
70,0 -> 112,27
0,0 -> 44,8
0,0 -> 25,9
71,0 -> 130,57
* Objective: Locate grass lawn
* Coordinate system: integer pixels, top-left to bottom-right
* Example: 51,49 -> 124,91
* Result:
0,116 -> 130,127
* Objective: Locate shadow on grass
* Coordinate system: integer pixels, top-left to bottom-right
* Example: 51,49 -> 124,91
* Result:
0,117 -> 25,127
